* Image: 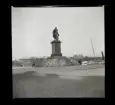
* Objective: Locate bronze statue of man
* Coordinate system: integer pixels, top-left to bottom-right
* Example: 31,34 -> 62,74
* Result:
53,27 -> 59,40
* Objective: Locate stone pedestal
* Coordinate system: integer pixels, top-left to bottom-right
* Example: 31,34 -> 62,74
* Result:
51,40 -> 62,57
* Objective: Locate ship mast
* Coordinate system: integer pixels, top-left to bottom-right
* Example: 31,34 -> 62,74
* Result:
91,39 -> 95,57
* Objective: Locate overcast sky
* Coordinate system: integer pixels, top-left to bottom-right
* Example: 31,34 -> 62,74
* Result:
12,6 -> 104,60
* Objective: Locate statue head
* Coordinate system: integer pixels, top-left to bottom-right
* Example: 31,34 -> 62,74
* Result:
55,27 -> 57,30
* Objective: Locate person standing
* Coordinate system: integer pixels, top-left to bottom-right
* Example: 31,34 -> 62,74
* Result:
78,59 -> 82,65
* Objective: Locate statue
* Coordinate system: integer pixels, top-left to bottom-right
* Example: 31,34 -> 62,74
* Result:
53,27 -> 59,40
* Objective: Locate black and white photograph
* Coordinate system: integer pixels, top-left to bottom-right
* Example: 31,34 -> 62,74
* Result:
12,6 -> 105,98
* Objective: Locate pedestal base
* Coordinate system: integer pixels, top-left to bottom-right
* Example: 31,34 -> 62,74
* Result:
51,40 -> 62,57
51,53 -> 62,57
